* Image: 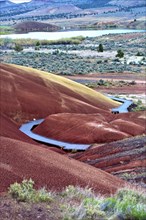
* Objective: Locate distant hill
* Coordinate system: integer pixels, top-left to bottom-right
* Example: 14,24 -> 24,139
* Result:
1,0 -> 145,26
0,0 -> 14,7
31,0 -> 146,8
2,0 -> 146,9
31,0 -> 110,9
13,21 -> 60,33
14,4 -> 81,17
109,0 -> 146,7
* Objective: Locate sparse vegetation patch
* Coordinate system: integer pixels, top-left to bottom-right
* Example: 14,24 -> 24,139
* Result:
132,99 -> 146,112
0,26 -> 14,35
4,180 -> 146,220
0,32 -> 145,75
85,79 -> 137,89
9,179 -> 53,203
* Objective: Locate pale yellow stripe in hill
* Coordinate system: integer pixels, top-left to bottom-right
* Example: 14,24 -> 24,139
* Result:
9,64 -> 120,107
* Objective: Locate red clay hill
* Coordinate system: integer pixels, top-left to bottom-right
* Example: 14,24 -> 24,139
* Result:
0,63 -> 126,194
72,135 -> 146,186
0,63 -> 145,194
34,112 -> 145,144
0,63 -> 119,124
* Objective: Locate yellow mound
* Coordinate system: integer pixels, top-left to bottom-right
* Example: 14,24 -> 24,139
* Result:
10,63 -> 120,108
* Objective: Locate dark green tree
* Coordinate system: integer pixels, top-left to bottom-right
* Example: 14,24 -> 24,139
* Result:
136,51 -> 143,56
98,43 -> 104,52
116,49 -> 124,58
35,41 -> 40,47
14,44 -> 23,52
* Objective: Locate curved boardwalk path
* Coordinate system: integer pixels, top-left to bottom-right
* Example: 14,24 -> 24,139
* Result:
19,97 -> 133,150
19,119 -> 91,150
109,96 -> 133,113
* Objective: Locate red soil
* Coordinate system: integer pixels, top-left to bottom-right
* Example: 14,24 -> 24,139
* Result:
72,136 -> 146,184
0,63 -> 126,194
0,63 -> 145,194
0,63 -> 117,126
0,113 -> 35,144
0,136 -> 125,194
110,119 -> 145,136
0,113 -> 65,155
34,111 -> 146,144
34,113 -> 129,144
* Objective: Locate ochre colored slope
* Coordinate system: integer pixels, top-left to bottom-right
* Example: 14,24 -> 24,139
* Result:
0,136 -> 125,194
0,63 -> 119,125
1,63 -> 119,114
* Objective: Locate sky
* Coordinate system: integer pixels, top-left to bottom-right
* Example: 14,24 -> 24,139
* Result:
10,0 -> 32,3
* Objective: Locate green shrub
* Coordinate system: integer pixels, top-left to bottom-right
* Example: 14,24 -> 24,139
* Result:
116,49 -> 124,58
61,185 -> 94,200
8,181 -> 146,219
35,46 -> 40,50
136,52 -> 143,56
133,106 -> 146,111
61,201 -> 106,220
35,41 -> 40,47
133,99 -> 146,112
83,197 -> 106,219
8,179 -> 53,203
98,43 -> 104,52
103,188 -> 146,220
61,186 -> 146,220
97,79 -> 105,86
14,44 -> 23,52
